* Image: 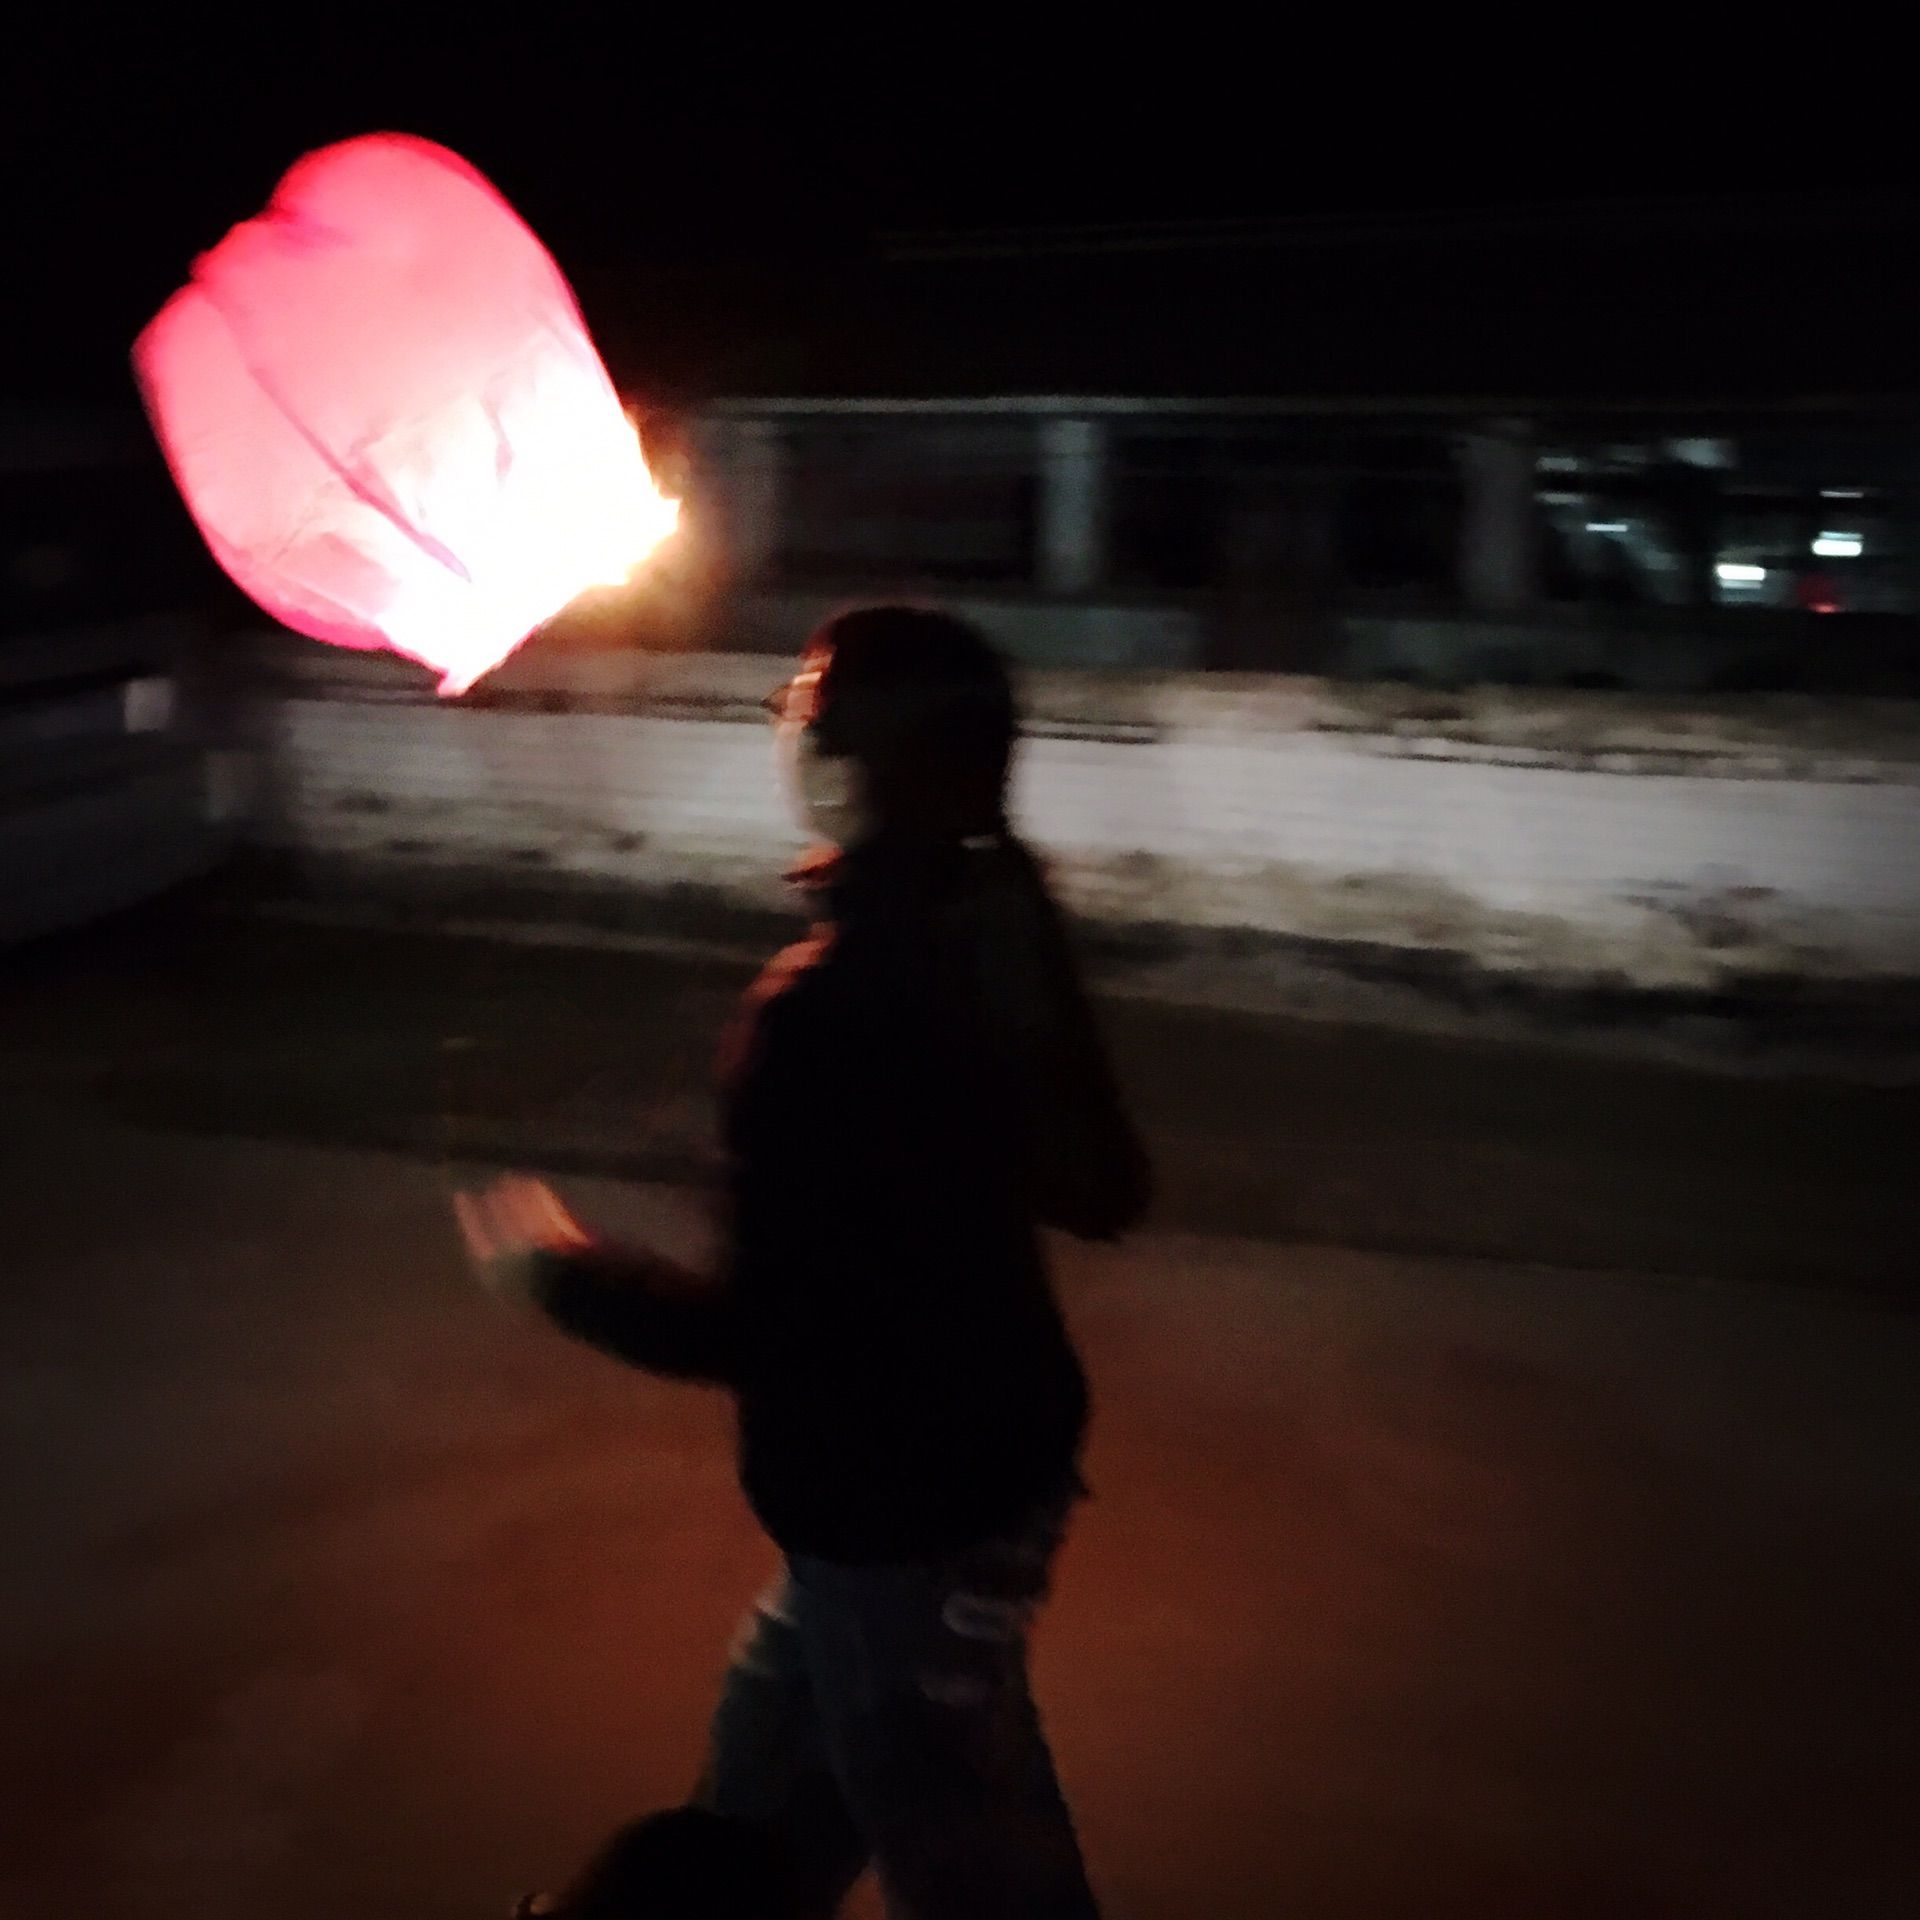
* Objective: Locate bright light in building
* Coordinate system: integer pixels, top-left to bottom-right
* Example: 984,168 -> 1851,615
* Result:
1820,487 -> 1865,500
1812,534 -> 1863,559
1585,520 -> 1628,534
1716,563 -> 1767,584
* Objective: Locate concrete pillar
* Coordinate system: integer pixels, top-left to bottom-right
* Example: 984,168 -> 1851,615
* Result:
1458,418 -> 1539,612
1656,438 -> 1730,610
1037,416 -> 1110,596
721,418 -> 784,583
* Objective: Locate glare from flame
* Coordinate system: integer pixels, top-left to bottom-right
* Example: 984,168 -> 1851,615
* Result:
366,386 -> 682,696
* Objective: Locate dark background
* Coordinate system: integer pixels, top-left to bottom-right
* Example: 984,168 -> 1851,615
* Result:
5,20 -> 1913,408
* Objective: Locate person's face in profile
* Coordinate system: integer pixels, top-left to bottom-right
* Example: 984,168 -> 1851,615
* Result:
767,649 -> 869,847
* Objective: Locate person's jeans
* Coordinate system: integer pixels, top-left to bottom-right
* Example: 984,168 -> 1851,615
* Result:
693,1484 -> 1100,1919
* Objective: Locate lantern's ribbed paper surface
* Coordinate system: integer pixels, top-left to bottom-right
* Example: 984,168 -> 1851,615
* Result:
135,134 -> 677,694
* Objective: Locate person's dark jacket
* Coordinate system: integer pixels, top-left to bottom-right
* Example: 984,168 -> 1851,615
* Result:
528,833 -> 1149,1564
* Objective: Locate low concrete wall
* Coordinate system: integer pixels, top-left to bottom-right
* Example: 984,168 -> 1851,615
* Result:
242,637 -> 1920,996
726,589 -> 1206,672
2,615 -> 228,946
720,591 -> 1920,692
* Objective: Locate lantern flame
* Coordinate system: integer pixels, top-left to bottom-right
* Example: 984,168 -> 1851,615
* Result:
134,134 -> 680,695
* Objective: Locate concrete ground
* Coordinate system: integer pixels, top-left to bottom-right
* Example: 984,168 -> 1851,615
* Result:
2,906 -> 1916,1917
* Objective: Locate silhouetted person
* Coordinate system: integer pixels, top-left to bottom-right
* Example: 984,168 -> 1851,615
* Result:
461,607 -> 1149,1918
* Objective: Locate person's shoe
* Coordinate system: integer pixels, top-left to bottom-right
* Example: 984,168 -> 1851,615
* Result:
510,1807 -> 800,1918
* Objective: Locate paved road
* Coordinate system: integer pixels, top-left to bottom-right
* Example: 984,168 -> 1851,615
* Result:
7,904 -> 1916,1291
1,909 -> 1915,1916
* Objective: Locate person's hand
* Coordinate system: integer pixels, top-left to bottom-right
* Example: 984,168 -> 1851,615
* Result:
452,1175 -> 587,1304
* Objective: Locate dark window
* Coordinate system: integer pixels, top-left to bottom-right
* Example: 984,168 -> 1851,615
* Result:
1,462 -> 214,639
776,424 -> 1034,586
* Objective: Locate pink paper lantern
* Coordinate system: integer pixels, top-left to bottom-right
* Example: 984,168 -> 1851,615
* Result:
134,134 -> 678,695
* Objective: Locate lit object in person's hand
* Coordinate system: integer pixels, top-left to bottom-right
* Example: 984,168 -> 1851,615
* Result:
133,134 -> 679,695
453,1175 -> 587,1303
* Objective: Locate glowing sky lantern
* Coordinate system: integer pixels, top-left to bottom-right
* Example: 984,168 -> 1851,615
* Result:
133,134 -> 679,695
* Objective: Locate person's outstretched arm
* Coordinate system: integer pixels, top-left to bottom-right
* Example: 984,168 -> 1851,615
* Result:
455,1176 -> 738,1384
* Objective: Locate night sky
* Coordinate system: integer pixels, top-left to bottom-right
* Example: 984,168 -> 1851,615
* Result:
4,22 -> 1912,408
